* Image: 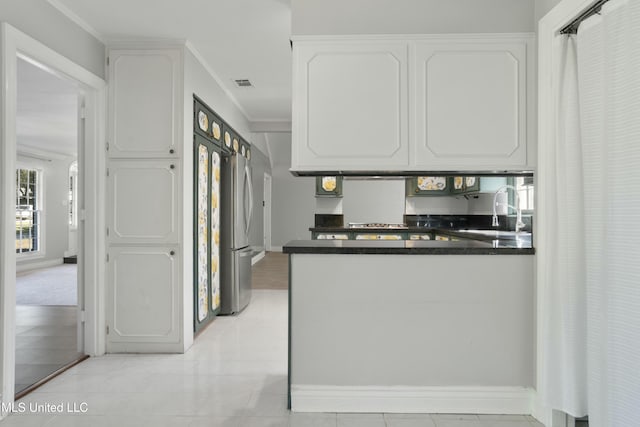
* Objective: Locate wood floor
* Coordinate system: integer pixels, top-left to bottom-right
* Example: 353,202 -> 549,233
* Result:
15,264 -> 85,397
15,305 -> 85,396
252,251 -> 288,290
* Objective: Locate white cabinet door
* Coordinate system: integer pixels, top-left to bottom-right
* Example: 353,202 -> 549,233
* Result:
108,49 -> 181,158
106,246 -> 180,351
107,159 -> 179,244
413,39 -> 531,169
292,42 -> 409,170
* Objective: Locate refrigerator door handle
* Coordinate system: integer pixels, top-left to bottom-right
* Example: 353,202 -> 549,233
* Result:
244,164 -> 254,237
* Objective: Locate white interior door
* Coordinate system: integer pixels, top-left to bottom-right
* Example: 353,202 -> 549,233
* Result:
263,173 -> 272,251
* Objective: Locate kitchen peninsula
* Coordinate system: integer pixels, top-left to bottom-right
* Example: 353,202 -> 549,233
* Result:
284,236 -> 534,415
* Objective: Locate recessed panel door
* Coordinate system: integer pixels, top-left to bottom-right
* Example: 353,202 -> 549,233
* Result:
107,246 -> 180,350
108,50 -> 181,158
292,42 -> 409,170
414,40 -> 529,169
107,159 -> 178,244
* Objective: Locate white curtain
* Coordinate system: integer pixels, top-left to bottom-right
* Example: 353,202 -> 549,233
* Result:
577,0 -> 640,425
542,33 -> 588,417
543,0 -> 640,425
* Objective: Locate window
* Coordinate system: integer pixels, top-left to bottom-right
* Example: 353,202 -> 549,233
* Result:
510,176 -> 534,213
16,168 -> 42,254
69,161 -> 78,229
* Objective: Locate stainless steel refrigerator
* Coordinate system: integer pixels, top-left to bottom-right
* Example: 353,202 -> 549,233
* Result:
220,134 -> 254,314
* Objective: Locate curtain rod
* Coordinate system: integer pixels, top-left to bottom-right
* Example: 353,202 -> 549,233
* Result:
559,0 -> 609,34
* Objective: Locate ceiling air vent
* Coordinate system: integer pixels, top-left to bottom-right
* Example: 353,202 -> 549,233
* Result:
234,79 -> 253,88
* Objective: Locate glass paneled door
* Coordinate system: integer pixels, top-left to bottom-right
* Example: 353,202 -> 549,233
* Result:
193,101 -> 223,333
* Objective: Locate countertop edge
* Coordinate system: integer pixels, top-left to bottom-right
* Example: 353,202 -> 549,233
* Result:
282,241 -> 535,255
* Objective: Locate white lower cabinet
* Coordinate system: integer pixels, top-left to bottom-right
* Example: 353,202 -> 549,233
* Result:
106,246 -> 181,351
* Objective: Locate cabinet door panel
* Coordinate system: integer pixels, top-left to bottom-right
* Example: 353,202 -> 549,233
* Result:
107,247 -> 180,345
109,50 -> 181,157
293,42 -> 409,169
108,160 -> 178,244
414,41 -> 528,168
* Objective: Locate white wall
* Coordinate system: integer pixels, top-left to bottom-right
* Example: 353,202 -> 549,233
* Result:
248,145 -> 271,251
183,47 -> 257,348
291,253 -> 535,388
342,179 -> 405,225
406,195 -> 471,215
292,0 -> 535,35
271,168 -> 315,248
535,0 -> 563,22
184,48 -> 273,254
0,0 -> 105,78
249,132 -> 270,161
16,155 -> 75,271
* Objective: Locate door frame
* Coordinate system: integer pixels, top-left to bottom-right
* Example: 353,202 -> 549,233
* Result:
263,173 -> 272,251
535,0 -> 601,426
0,23 -> 106,412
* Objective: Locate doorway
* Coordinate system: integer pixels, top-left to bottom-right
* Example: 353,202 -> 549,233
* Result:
263,173 -> 272,251
1,23 -> 106,408
13,57 -> 87,397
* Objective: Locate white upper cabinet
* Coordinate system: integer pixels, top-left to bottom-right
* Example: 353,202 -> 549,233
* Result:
413,39 -> 531,169
108,49 -> 182,158
291,35 -> 535,172
292,41 -> 409,170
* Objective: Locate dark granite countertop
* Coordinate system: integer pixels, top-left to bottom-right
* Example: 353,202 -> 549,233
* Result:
310,226 -> 423,232
308,226 -> 529,235
283,239 -> 534,255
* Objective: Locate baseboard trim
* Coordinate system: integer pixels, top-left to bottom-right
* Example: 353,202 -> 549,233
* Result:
291,385 -> 534,414
270,246 -> 283,252
252,251 -> 266,265
16,258 -> 63,273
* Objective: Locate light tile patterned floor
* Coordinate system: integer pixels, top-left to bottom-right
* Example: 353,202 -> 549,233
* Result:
2,290 -> 545,426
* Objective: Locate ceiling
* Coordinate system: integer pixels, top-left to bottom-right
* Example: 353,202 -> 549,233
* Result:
17,57 -> 79,158
50,0 -> 293,123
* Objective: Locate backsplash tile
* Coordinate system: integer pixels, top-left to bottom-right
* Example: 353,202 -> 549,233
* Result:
404,214 -> 532,232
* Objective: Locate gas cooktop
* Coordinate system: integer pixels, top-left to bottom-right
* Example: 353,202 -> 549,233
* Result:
348,223 -> 408,229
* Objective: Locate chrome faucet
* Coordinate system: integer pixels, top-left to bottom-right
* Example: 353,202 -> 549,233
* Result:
492,185 -> 526,232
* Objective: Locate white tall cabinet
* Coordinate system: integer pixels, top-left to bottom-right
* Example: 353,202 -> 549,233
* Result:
106,47 -> 185,352
291,35 -> 536,173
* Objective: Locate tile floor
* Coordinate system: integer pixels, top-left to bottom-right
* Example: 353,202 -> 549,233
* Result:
3,258 -> 546,426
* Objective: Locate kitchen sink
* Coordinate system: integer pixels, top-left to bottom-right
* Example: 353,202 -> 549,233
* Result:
455,229 -> 532,239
